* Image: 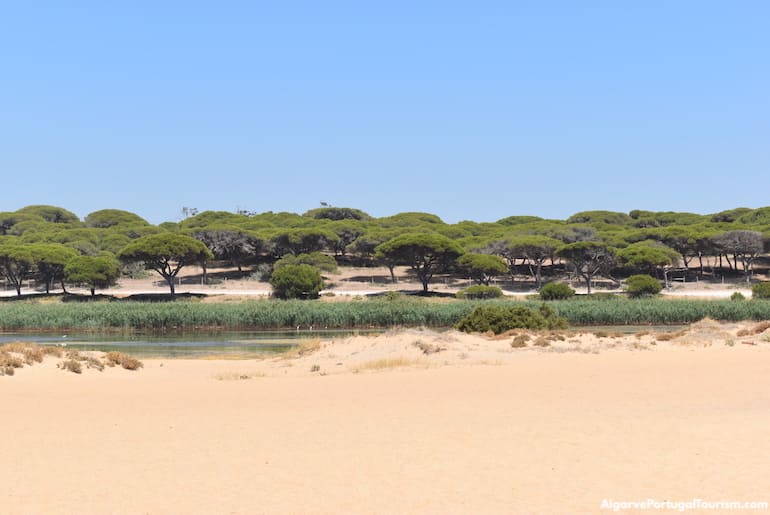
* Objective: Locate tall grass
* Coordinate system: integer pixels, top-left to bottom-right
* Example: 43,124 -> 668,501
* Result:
546,298 -> 770,325
0,298 -> 768,330
0,298 -> 473,330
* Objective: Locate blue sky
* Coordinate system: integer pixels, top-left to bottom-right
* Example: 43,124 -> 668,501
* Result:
1,1 -> 768,224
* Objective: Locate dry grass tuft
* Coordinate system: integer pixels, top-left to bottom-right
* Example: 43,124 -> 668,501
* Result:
0,342 -> 141,376
284,338 -> 322,358
656,329 -> 688,342
511,334 -> 531,348
634,330 -> 651,338
22,347 -> 44,365
60,359 -> 82,374
214,371 -> 266,380
356,357 -> 422,371
104,351 -> 144,370
0,351 -> 24,375
41,346 -> 64,357
84,356 -> 105,371
0,342 -> 50,374
487,329 -> 524,341
1,342 -> 28,354
747,321 -> 770,335
413,340 -> 445,355
532,336 -> 550,347
593,330 -> 624,339
543,345 -> 599,354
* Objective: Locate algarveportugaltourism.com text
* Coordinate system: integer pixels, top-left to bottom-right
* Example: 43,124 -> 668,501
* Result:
600,498 -> 769,512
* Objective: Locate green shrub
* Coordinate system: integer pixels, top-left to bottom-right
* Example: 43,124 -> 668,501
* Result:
730,291 -> 745,301
270,264 -> 325,300
456,285 -> 504,300
539,282 -> 575,301
273,252 -> 338,273
455,304 -> 568,334
752,282 -> 770,300
625,274 -> 662,297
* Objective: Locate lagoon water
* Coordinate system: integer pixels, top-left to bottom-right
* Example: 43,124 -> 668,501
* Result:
0,330 -> 381,358
0,325 -> 686,358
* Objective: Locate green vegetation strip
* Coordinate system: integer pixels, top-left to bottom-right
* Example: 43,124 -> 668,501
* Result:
0,299 -> 769,331
550,299 -> 770,325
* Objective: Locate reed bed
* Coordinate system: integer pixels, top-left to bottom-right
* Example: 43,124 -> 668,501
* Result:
0,298 -> 768,331
547,298 -> 770,325
0,299 -> 473,330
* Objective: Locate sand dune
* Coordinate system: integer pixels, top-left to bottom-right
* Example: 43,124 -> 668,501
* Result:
2,323 -> 770,514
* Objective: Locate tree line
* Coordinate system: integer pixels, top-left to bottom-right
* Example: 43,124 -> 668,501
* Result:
0,204 -> 769,297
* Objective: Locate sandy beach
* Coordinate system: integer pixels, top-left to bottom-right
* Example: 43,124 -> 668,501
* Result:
3,323 -> 770,514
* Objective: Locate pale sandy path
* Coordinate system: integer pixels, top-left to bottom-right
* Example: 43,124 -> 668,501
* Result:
3,343 -> 769,514
0,286 -> 753,299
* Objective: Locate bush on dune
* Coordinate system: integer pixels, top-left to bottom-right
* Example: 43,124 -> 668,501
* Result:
455,304 -> 568,334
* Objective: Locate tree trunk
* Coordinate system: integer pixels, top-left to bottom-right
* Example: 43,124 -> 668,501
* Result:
698,253 -> 704,277
387,265 -> 397,283
412,267 -> 433,293
60,279 -> 68,294
165,276 -> 176,298
90,287 -> 96,296
417,269 -> 430,293
742,257 -> 752,284
526,261 -> 535,281
535,260 -> 543,290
